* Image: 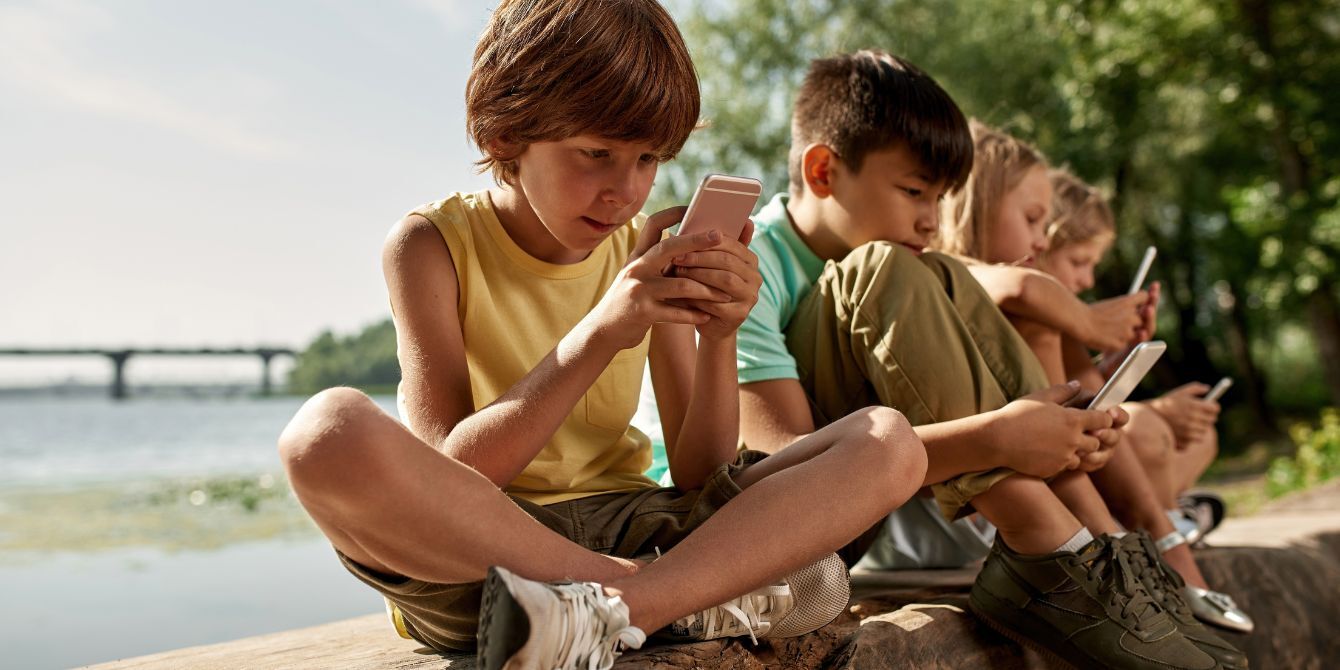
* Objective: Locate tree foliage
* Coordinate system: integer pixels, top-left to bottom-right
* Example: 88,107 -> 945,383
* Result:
287,319 -> 400,394
657,0 -> 1340,445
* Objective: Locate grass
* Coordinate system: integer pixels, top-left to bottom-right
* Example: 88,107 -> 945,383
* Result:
0,473 -> 319,555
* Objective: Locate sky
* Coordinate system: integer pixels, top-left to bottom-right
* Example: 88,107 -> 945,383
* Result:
0,0 -> 508,383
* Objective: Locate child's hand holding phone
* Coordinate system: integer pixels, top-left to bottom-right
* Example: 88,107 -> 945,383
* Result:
664,175 -> 764,340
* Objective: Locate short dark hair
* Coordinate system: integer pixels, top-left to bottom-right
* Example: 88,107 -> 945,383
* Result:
467,0 -> 700,185
789,50 -> 972,193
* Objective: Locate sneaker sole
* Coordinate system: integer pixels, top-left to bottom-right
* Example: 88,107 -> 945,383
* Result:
968,587 -> 1087,670
476,567 -> 531,670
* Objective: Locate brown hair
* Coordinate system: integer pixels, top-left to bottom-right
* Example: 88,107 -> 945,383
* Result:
466,0 -> 700,184
1044,169 -> 1115,252
936,120 -> 1047,258
789,50 -> 972,194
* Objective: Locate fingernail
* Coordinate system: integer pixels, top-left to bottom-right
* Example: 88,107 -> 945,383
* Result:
673,255 -> 685,263
1067,380 -> 1080,388
707,230 -> 720,241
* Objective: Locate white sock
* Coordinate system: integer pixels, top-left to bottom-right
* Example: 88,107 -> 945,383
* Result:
1055,528 -> 1095,554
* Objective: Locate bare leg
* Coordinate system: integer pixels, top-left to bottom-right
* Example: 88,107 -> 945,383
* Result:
280,388 -> 637,584
1009,316 -> 1067,385
971,474 -> 1083,555
1123,402 -> 1179,509
1085,433 -> 1210,589
281,389 -> 926,634
1049,469 -> 1122,536
607,406 -> 926,631
1173,429 -> 1219,495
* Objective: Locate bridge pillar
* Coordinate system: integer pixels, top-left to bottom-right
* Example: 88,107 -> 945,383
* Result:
108,351 -> 132,400
259,352 -> 275,396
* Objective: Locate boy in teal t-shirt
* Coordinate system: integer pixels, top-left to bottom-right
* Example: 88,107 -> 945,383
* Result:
734,50 -> 1243,669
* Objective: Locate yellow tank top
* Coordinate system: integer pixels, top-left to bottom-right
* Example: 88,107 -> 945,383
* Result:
398,191 -> 656,505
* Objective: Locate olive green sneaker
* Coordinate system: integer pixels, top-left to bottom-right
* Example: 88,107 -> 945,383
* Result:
1118,532 -> 1248,669
969,535 -> 1219,669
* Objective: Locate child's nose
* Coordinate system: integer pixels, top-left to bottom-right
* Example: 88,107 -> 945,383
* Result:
604,170 -> 640,208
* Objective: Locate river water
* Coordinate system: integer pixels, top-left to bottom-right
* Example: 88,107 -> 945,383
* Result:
0,395 -> 392,669
0,389 -> 668,669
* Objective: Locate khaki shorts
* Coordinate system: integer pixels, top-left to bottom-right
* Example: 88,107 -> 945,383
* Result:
336,450 -> 878,653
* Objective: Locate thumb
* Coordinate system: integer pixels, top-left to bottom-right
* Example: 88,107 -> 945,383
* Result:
1031,380 -> 1082,405
1174,381 -> 1210,396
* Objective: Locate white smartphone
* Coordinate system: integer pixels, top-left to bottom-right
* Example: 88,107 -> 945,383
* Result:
1089,340 -> 1168,411
1128,246 -> 1158,295
1204,377 -> 1233,403
676,174 -> 763,242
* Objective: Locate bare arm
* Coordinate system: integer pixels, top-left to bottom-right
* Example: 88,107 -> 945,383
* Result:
385,215 -> 623,486
652,221 -> 762,490
968,264 -> 1148,352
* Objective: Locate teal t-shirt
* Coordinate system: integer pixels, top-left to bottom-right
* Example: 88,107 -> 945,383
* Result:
737,193 -> 827,384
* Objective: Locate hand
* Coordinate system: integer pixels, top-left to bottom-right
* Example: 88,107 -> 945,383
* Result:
1080,292 -> 1149,351
665,219 -> 762,341
990,382 -> 1116,479
590,209 -> 734,350
1134,281 -> 1160,341
1147,382 -> 1220,448
1076,405 -> 1129,471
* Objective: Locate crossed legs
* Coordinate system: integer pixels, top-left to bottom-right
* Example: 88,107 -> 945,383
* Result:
279,387 -> 925,634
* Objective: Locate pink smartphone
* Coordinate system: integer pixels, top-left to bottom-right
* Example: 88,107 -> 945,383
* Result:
676,174 -> 763,241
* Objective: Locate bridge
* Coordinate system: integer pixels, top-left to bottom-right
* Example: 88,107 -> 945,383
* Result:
0,347 -> 297,399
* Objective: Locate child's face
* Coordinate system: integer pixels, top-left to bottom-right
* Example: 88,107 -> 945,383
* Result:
1039,237 -> 1111,293
830,144 -> 946,254
513,135 -> 659,251
986,164 -> 1052,266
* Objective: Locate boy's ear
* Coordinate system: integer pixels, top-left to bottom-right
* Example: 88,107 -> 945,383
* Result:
488,137 -> 523,161
802,144 -> 837,198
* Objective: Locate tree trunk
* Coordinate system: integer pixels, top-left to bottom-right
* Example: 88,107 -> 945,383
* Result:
1222,280 -> 1278,434
1307,283 -> 1340,408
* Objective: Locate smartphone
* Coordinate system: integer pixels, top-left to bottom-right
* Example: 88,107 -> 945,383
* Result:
1204,377 -> 1233,403
1089,340 -> 1167,411
1128,246 -> 1158,295
676,174 -> 763,242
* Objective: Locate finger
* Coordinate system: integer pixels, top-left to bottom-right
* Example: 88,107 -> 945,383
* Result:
738,218 -> 755,246
673,267 -> 748,298
633,206 -> 688,260
1028,380 -> 1083,405
1108,405 -> 1130,429
1176,382 -> 1211,396
646,303 -> 711,325
1077,408 -> 1115,432
643,229 -> 725,267
1093,427 -> 1122,448
1077,434 -> 1102,454
672,249 -> 749,273
648,276 -> 732,303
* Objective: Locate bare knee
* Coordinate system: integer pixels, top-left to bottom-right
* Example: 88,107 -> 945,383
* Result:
846,406 -> 927,501
278,387 -> 386,496
1123,402 -> 1174,469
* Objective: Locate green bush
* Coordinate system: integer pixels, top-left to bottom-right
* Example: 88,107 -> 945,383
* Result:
288,318 -> 400,393
1266,409 -> 1340,498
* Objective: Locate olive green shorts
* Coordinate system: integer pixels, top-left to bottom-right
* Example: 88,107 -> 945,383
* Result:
336,449 -> 879,653
784,244 -> 1051,519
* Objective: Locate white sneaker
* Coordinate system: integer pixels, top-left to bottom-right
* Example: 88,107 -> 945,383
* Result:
476,566 -> 647,670
659,552 -> 850,644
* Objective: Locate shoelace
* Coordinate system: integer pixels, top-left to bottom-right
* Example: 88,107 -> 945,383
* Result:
1077,539 -> 1162,631
542,582 -> 647,670
671,583 -> 791,645
1124,534 -> 1194,618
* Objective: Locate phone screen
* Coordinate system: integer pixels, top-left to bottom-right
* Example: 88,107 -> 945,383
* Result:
1089,341 -> 1167,411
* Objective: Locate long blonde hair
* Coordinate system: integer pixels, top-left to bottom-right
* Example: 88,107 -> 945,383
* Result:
1044,168 -> 1115,251
936,120 -> 1046,258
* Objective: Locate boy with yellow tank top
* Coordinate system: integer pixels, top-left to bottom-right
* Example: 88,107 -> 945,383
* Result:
276,2 -> 927,668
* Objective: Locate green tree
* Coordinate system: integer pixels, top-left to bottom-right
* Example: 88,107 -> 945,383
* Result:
660,0 -> 1340,446
288,318 -> 400,394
